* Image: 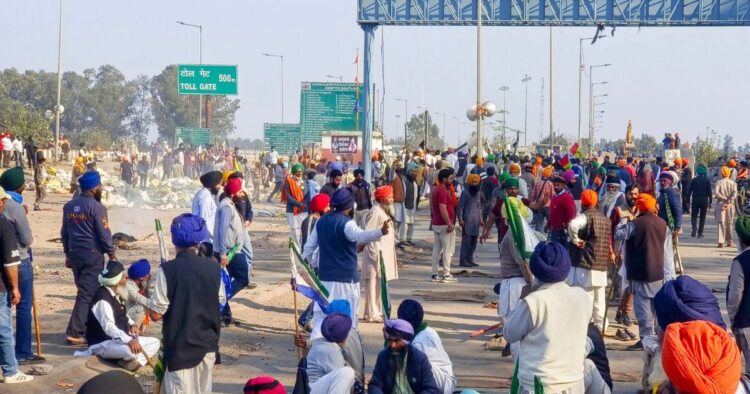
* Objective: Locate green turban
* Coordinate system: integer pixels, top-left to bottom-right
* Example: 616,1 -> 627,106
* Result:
291,163 -> 304,173
503,177 -> 520,189
487,153 -> 496,162
736,216 -> 750,244
696,164 -> 707,176
499,172 -> 510,184
0,167 -> 24,191
591,161 -> 600,169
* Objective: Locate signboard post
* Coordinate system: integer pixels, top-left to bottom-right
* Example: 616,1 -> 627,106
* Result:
263,123 -> 301,155
177,64 -> 238,95
300,82 -> 364,144
175,127 -> 211,146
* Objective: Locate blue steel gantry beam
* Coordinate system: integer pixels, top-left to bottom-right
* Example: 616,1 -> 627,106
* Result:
355,0 -> 750,181
358,0 -> 750,26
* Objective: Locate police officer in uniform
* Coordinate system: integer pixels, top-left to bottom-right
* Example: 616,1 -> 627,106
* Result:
61,171 -> 116,345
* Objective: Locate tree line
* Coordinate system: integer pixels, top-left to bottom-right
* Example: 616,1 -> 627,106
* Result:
0,65 -> 240,148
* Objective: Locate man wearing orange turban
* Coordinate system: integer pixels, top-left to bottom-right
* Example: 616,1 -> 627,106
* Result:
528,166 -> 555,232
614,192 -> 667,349
361,185 -> 398,322
662,320 -> 742,394
715,166 -> 737,248
457,173 -> 482,268
568,189 -> 613,330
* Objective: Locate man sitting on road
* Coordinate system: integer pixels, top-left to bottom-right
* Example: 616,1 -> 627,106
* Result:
74,260 -> 160,371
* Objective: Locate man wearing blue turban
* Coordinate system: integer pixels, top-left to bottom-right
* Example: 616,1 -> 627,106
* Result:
148,213 -> 226,393
61,171 -> 116,345
503,241 -> 594,393
302,189 -> 389,340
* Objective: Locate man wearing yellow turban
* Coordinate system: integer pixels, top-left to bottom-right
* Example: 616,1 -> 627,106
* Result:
715,166 -> 737,248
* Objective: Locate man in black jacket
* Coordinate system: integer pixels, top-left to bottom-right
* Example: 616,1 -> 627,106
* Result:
149,213 -> 224,393
688,164 -> 712,238
368,319 -> 439,394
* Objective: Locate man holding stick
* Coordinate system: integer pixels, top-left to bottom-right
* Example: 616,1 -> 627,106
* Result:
0,168 -> 44,364
149,213 -> 225,393
0,189 -> 34,383
302,188 -> 388,339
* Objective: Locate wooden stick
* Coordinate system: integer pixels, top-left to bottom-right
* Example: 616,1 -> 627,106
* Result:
293,288 -> 301,361
32,286 -> 42,356
468,322 -> 502,338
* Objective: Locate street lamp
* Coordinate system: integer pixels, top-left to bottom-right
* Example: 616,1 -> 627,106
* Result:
395,98 -> 408,149
435,112 -> 447,148
452,116 -> 461,146
417,106 -> 428,150
326,74 -> 343,82
578,36 -> 607,146
588,64 -> 611,151
499,86 -> 509,150
522,75 -> 531,147
262,53 -> 285,123
177,21 -> 203,128
394,115 -> 401,141
53,0 -> 64,162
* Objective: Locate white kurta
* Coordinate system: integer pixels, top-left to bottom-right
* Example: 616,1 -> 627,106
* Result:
412,327 -> 457,394
362,206 -> 398,281
73,287 -> 160,366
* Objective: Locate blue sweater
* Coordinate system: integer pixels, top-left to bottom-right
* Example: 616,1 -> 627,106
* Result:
316,212 -> 358,283
658,187 -> 682,229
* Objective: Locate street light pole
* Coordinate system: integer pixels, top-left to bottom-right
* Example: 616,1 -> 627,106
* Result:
499,86 -> 509,150
476,0 -> 483,156
395,115 -> 401,140
578,36 -> 607,148
177,21 -> 203,128
396,98 -> 408,150
54,0 -> 63,162
588,64 -> 611,152
435,112 -> 447,149
522,75 -> 531,147
326,74 -> 343,82
452,116 -> 461,146
589,79 -> 608,151
262,53 -> 285,124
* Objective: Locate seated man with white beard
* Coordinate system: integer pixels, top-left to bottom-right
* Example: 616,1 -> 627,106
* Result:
74,260 -> 160,371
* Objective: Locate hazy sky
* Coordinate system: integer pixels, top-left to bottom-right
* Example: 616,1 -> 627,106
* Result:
3,0 -> 749,147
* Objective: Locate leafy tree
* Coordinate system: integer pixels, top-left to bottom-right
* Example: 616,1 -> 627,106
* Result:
538,132 -> 571,149
121,75 -> 153,144
723,134 -> 735,158
86,65 -> 135,138
0,102 -> 52,142
207,95 -> 240,139
405,111 -> 443,151
634,134 -> 661,157
693,131 -> 722,166
73,129 -> 113,150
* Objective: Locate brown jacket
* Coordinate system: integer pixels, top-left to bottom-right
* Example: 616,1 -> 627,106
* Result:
390,175 -> 405,203
570,207 -> 612,271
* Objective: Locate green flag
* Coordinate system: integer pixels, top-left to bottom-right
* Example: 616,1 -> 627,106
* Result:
380,252 -> 391,319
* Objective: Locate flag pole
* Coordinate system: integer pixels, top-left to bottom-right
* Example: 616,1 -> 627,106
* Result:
355,49 -> 360,132
293,284 -> 301,360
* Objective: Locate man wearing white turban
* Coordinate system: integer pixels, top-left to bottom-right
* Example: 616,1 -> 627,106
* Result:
74,260 -> 160,371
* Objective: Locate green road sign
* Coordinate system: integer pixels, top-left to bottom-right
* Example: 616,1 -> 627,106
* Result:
177,64 -> 238,95
175,127 -> 211,146
300,82 -> 364,144
264,123 -> 301,155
